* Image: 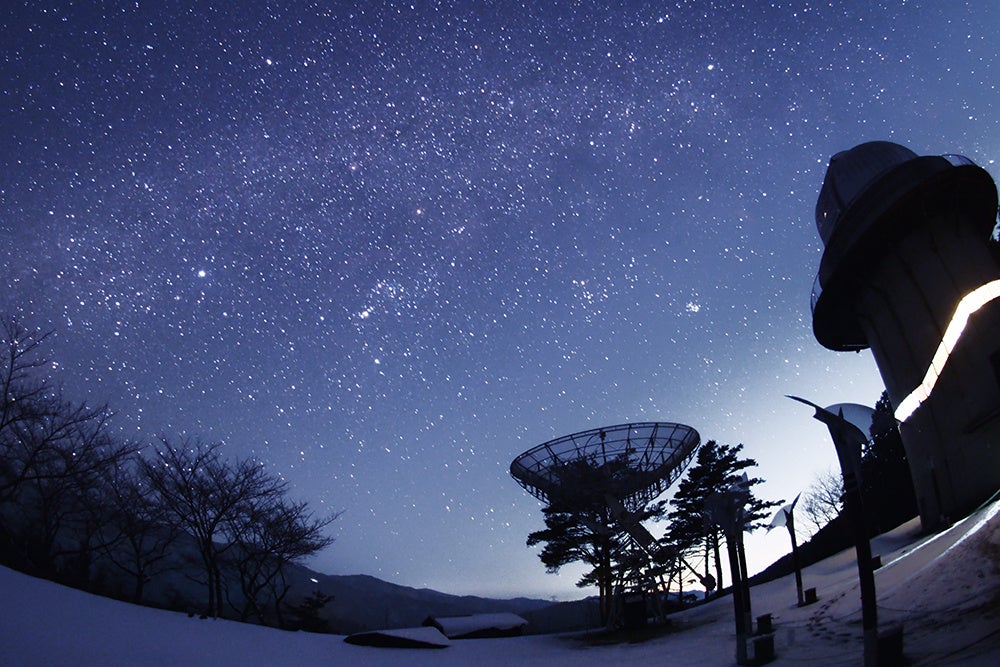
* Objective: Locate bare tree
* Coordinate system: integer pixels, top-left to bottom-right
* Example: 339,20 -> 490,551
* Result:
1,384 -> 130,580
140,440 -> 286,618
265,503 -> 336,630
226,497 -> 337,624
38,409 -> 133,585
0,317 -> 52,441
1,319 -> 57,511
1,317 -> 130,582
801,469 -> 843,535
1,316 -> 337,620
97,456 -> 182,603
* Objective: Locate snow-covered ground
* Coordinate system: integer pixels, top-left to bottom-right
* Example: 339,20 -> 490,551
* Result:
3,499 -> 998,666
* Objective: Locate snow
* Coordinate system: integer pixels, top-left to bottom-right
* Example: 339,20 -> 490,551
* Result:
426,612 -> 528,637
345,626 -> 451,648
2,500 -> 998,666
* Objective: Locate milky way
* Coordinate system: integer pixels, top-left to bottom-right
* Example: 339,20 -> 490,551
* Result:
3,1 -> 998,598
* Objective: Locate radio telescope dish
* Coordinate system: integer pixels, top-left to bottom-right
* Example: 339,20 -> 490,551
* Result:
510,421 -> 700,514
512,422 -> 706,620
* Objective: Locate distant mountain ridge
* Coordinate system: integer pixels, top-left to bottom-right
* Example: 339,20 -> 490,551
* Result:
283,565 -> 555,634
76,528 -> 558,634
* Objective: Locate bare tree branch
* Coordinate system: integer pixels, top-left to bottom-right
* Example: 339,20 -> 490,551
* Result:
801,469 -> 843,535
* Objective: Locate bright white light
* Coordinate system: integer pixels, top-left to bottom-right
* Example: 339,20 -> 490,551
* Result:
895,279 -> 1000,422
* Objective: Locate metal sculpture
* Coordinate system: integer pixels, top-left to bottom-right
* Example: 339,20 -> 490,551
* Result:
789,396 -> 882,667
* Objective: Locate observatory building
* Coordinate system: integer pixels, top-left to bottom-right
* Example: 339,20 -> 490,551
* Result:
810,141 -> 1000,530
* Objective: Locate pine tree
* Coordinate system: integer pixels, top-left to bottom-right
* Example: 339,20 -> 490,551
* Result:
862,392 -> 918,533
525,454 -> 666,624
663,441 -> 780,593
286,589 -> 333,633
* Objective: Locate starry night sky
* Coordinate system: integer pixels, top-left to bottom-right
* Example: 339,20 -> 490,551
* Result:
2,1 -> 998,599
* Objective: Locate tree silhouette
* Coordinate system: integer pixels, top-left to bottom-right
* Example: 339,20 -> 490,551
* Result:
663,441 -> 780,593
140,440 -> 286,618
1,315 -> 337,625
526,455 -> 665,624
226,495 -> 338,624
0,318 -> 51,445
861,392 -> 918,533
286,589 -> 334,633
801,469 -> 843,535
98,457 -> 182,603
0,318 -> 131,580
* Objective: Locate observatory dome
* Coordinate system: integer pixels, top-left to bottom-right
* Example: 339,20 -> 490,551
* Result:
810,141 -> 998,350
815,141 -> 917,245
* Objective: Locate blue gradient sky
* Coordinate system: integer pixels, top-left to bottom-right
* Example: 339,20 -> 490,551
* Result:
2,1 -> 997,599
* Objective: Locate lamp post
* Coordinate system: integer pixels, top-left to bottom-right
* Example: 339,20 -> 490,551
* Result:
768,494 -> 804,607
788,395 -> 879,667
706,475 -> 753,666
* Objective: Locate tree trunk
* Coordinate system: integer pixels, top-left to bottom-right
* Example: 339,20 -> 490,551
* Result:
201,548 -> 216,617
132,573 -> 145,604
712,531 -> 724,593
726,534 -> 749,665
271,570 -> 291,629
704,536 -> 711,596
599,540 -> 613,625
213,562 -> 224,618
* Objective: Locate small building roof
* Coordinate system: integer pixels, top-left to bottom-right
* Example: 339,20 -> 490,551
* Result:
423,612 -> 528,639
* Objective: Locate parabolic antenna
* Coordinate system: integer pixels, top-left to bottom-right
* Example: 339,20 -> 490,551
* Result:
510,422 -> 700,514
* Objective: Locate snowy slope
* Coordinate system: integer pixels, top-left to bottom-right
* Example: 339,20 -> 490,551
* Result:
2,499 -> 998,666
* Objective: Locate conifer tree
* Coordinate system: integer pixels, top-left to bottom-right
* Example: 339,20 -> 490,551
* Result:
862,392 -> 918,533
663,441 -> 780,593
525,455 -> 665,624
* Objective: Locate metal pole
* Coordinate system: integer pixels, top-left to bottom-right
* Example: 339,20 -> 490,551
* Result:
737,530 -> 753,638
788,396 -> 879,667
834,429 -> 879,667
786,512 -> 805,606
727,533 -> 750,665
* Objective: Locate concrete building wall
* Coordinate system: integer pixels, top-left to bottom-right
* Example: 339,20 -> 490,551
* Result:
854,212 -> 1000,528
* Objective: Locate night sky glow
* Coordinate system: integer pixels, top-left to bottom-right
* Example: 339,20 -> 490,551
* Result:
3,2 -> 998,599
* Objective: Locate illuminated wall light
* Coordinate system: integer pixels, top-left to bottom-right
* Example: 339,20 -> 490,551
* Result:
895,279 -> 1000,422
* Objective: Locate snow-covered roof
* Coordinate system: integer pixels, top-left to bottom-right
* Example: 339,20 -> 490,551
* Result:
343,626 -> 450,649
424,612 -> 528,638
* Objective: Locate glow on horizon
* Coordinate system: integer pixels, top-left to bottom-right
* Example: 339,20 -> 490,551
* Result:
895,279 -> 1000,422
